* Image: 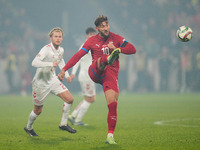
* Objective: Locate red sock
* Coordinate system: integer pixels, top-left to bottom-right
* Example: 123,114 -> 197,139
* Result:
107,101 -> 117,134
100,54 -> 109,64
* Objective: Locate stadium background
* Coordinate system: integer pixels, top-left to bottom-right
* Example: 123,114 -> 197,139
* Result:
0,0 -> 200,95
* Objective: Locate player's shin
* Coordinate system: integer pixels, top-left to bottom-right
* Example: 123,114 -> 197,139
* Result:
75,100 -> 91,122
98,54 -> 109,71
71,100 -> 84,118
60,102 -> 71,126
107,101 -> 117,135
26,110 -> 39,129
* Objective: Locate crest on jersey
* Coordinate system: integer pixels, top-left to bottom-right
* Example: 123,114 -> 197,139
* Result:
102,44 -> 107,48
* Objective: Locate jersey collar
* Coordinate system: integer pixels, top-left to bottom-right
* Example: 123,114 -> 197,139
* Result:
50,42 -> 60,51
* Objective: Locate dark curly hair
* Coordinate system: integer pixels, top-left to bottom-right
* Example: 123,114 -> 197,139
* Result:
94,15 -> 108,27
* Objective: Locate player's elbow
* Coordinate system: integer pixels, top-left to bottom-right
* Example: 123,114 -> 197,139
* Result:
32,61 -> 36,67
121,44 -> 136,54
132,47 -> 136,54
32,59 -> 38,67
128,45 -> 136,54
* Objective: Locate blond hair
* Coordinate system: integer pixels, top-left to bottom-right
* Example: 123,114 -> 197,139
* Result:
48,27 -> 64,37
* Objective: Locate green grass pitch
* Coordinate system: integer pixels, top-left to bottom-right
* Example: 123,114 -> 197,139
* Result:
0,93 -> 200,150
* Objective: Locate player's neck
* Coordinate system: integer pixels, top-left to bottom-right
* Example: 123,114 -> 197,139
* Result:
52,43 -> 59,50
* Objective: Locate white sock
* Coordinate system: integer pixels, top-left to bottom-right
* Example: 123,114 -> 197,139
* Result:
107,133 -> 113,138
71,100 -> 84,118
26,110 -> 38,130
60,102 -> 71,126
75,100 -> 91,122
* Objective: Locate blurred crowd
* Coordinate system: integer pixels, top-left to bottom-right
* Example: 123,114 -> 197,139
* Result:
0,0 -> 48,95
0,0 -> 199,95
120,0 -> 200,93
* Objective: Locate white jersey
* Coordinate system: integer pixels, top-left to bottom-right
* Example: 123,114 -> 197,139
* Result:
32,42 -> 69,85
71,44 -> 92,82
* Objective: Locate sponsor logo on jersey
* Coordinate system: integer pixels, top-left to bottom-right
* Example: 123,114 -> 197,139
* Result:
96,44 -> 100,47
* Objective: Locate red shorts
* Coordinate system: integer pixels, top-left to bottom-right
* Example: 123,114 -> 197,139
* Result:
88,60 -> 119,93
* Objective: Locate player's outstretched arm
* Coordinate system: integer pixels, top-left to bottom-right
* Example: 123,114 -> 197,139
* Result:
120,42 -> 136,54
32,55 -> 53,68
107,41 -> 136,54
62,50 -> 87,71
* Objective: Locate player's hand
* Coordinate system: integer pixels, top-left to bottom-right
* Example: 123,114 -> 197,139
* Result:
70,74 -> 75,80
66,77 -> 71,83
58,69 -> 65,81
107,41 -> 116,50
53,61 -> 58,67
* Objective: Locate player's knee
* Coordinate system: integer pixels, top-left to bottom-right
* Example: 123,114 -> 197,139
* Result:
69,98 -> 74,104
106,95 -> 118,105
37,111 -> 42,115
59,92 -> 74,104
85,95 -> 96,103
89,98 -> 95,103
66,96 -> 74,104
92,96 -> 96,102
34,109 -> 42,115
97,57 -> 107,71
34,105 -> 43,115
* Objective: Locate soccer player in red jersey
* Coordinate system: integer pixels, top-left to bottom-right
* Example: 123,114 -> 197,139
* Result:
58,15 -> 136,144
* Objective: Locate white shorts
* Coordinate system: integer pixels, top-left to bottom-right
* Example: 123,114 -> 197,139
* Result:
32,78 -> 68,106
79,80 -> 96,97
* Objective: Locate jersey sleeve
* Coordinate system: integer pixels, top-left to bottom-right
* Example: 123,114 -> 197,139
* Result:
32,47 -> 53,67
116,35 -> 136,54
81,38 -> 92,53
58,59 -> 70,78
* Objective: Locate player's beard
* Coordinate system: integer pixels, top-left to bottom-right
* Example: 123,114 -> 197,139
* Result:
99,30 -> 110,39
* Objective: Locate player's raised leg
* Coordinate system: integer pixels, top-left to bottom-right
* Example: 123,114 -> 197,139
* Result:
107,48 -> 121,65
97,48 -> 121,71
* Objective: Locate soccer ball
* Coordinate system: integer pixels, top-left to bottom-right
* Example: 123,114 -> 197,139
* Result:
176,25 -> 192,42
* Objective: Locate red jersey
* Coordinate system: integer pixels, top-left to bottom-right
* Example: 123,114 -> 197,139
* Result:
63,32 -> 136,72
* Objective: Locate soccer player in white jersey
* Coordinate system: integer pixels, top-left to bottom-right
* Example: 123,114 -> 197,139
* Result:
24,27 -> 76,136
68,27 -> 96,126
